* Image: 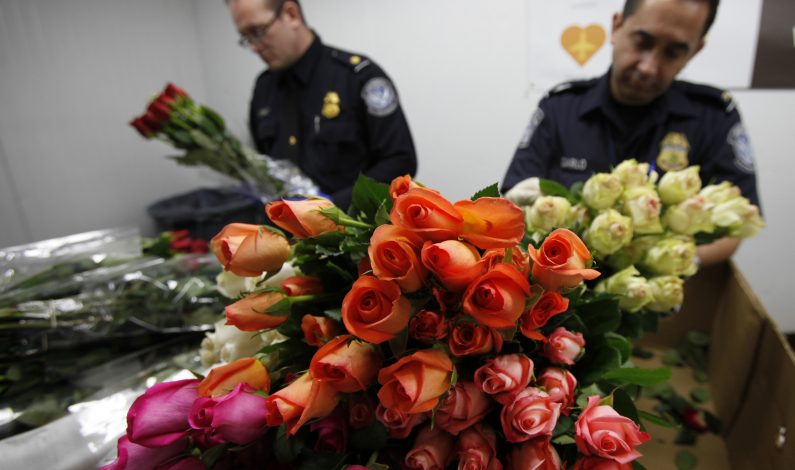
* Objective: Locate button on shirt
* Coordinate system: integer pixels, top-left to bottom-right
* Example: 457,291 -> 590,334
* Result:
249,35 -> 417,209
502,72 -> 761,207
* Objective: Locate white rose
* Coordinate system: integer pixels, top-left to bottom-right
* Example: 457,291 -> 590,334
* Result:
584,209 -> 634,257
663,195 -> 715,235
582,173 -> 623,210
526,196 -> 572,233
613,159 -> 658,188
199,317 -> 288,367
621,186 -> 663,234
657,166 -> 701,205
595,265 -> 655,313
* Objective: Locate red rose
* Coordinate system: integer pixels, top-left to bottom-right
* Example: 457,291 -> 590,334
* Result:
409,309 -> 449,342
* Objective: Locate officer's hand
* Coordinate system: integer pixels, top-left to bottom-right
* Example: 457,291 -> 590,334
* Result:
504,177 -> 542,206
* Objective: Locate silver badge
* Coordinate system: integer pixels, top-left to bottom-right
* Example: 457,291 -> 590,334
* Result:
727,123 -> 755,173
519,108 -> 545,149
362,77 -> 398,117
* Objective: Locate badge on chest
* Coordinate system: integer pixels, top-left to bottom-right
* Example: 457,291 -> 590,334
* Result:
656,132 -> 690,172
321,91 -> 341,119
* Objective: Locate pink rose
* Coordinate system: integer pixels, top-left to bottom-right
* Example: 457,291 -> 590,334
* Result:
405,425 -> 456,470
537,368 -> 578,415
542,327 -> 586,365
127,379 -> 199,447
100,436 -> 188,470
500,388 -> 561,443
311,412 -> 348,453
375,404 -> 427,439
575,395 -> 650,464
205,383 -> 269,445
435,381 -> 492,435
507,438 -> 562,470
457,423 -> 503,470
571,457 -> 633,470
474,354 -> 534,405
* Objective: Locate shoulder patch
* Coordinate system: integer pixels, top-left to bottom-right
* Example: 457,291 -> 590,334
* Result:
362,77 -> 398,117
727,123 -> 755,173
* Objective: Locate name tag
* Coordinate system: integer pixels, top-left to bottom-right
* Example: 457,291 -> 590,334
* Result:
560,157 -> 588,171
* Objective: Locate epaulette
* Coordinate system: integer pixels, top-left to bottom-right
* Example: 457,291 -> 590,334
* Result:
675,80 -> 736,113
329,47 -> 372,73
545,78 -> 597,98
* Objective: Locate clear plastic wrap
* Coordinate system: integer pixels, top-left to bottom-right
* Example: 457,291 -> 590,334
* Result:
235,153 -> 322,202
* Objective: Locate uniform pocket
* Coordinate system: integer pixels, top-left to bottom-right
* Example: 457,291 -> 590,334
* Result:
312,121 -> 360,172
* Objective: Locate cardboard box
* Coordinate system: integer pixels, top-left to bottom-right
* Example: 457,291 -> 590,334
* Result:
637,262 -> 795,469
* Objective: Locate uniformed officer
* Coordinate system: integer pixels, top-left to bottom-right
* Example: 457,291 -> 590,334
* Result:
227,0 -> 417,209
502,0 -> 760,267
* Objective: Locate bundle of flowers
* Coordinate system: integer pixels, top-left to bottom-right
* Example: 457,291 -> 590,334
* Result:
101,173 -> 757,470
129,84 -> 317,199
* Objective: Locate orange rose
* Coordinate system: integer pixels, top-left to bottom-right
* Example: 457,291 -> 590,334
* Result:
528,228 -> 600,292
300,314 -> 340,347
225,291 -> 288,331
198,358 -> 270,398
389,174 -> 423,200
409,309 -> 449,342
421,240 -> 486,293
519,291 -> 570,341
281,275 -> 324,296
378,349 -> 454,414
369,224 -> 428,293
265,197 -> 340,239
265,373 -> 340,435
390,187 -> 464,242
309,335 -> 382,393
455,197 -> 526,249
462,263 -> 532,329
342,276 -> 411,344
483,245 -> 531,275
210,223 -> 289,277
448,321 -> 504,357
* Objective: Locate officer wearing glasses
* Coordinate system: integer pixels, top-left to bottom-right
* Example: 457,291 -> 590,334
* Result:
501,0 -> 761,267
227,0 -> 417,209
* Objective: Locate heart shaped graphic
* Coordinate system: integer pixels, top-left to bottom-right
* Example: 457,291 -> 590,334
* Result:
561,24 -> 606,66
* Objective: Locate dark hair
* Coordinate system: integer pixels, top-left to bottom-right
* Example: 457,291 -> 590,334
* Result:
622,0 -> 719,36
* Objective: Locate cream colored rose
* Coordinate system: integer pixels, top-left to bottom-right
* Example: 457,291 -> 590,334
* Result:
595,265 -> 655,313
641,236 -> 698,276
199,317 -> 288,367
605,235 -> 661,271
621,186 -> 663,234
565,203 -> 592,229
663,195 -> 715,235
658,166 -> 701,205
526,196 -> 572,234
216,261 -> 299,299
646,276 -> 684,312
582,173 -> 623,210
612,159 -> 658,188
711,197 -> 765,238
700,181 -> 742,205
584,209 -> 634,257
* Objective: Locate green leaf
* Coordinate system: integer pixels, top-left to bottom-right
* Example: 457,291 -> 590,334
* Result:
351,174 -> 390,222
190,129 -> 219,151
324,308 -> 342,322
258,337 -> 305,355
601,367 -> 672,386
552,434 -> 576,445
539,178 -> 572,199
690,387 -> 711,404
576,298 -> 621,335
632,462 -> 649,470
662,349 -> 684,367
552,415 -> 573,437
274,424 -> 306,463
612,388 -> 641,426
687,330 -> 710,347
471,183 -> 500,200
573,336 -> 621,386
606,333 -> 632,363
638,410 -> 677,428
200,444 -> 229,469
201,105 -> 226,131
675,450 -> 698,470
388,327 -> 409,357
374,200 -> 391,225
349,420 -> 389,451
266,297 -> 293,315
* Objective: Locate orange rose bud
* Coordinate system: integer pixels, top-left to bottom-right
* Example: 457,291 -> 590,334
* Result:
483,245 -> 531,275
455,197 -> 526,249
210,223 -> 290,277
225,291 -> 289,331
301,315 -> 340,347
462,263 -> 532,329
421,240 -> 486,293
520,291 -> 570,341
281,275 -> 324,296
342,276 -> 411,344
390,188 -> 464,242
265,373 -> 340,435
265,198 -> 339,239
198,358 -> 270,398
369,225 -> 428,293
448,321 -> 504,357
309,335 -> 383,393
377,349 -> 454,414
389,174 -> 423,200
528,228 -> 601,292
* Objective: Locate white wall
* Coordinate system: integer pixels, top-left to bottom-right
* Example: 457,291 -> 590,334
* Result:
0,0 -> 793,330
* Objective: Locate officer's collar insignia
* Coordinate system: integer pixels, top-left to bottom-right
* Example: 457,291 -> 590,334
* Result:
656,132 -> 690,172
258,107 -> 271,118
321,91 -> 341,119
721,90 -> 737,113
349,55 -> 362,65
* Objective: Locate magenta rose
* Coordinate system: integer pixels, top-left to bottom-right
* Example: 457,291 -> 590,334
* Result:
127,379 -> 199,447
500,388 -> 561,443
435,381 -> 492,435
457,423 -> 503,470
311,412 -> 348,453
542,327 -> 585,365
375,404 -> 427,439
188,383 -> 269,446
537,368 -> 578,415
100,436 -> 188,470
474,354 -> 534,405
575,395 -> 650,464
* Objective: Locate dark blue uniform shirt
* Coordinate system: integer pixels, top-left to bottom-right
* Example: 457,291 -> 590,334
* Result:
502,72 -> 760,207
249,35 -> 417,209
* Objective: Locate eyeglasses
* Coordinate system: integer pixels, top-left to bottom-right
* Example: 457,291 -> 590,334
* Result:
237,4 -> 283,48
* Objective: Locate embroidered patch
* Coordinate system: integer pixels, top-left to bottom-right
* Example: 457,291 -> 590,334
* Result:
518,108 -> 545,149
362,77 -> 398,117
728,123 -> 755,173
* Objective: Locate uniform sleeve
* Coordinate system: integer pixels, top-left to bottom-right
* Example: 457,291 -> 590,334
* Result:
699,105 -> 761,209
501,99 -> 559,193
331,63 -> 416,205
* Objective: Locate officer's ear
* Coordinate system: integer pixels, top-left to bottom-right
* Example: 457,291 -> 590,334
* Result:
282,1 -> 304,25
610,12 -> 624,45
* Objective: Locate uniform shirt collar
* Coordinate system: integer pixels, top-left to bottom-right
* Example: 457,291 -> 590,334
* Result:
280,32 -> 323,87
579,71 -> 699,119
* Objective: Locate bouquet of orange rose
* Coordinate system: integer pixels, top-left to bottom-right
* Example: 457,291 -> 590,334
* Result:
102,175 -> 684,470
